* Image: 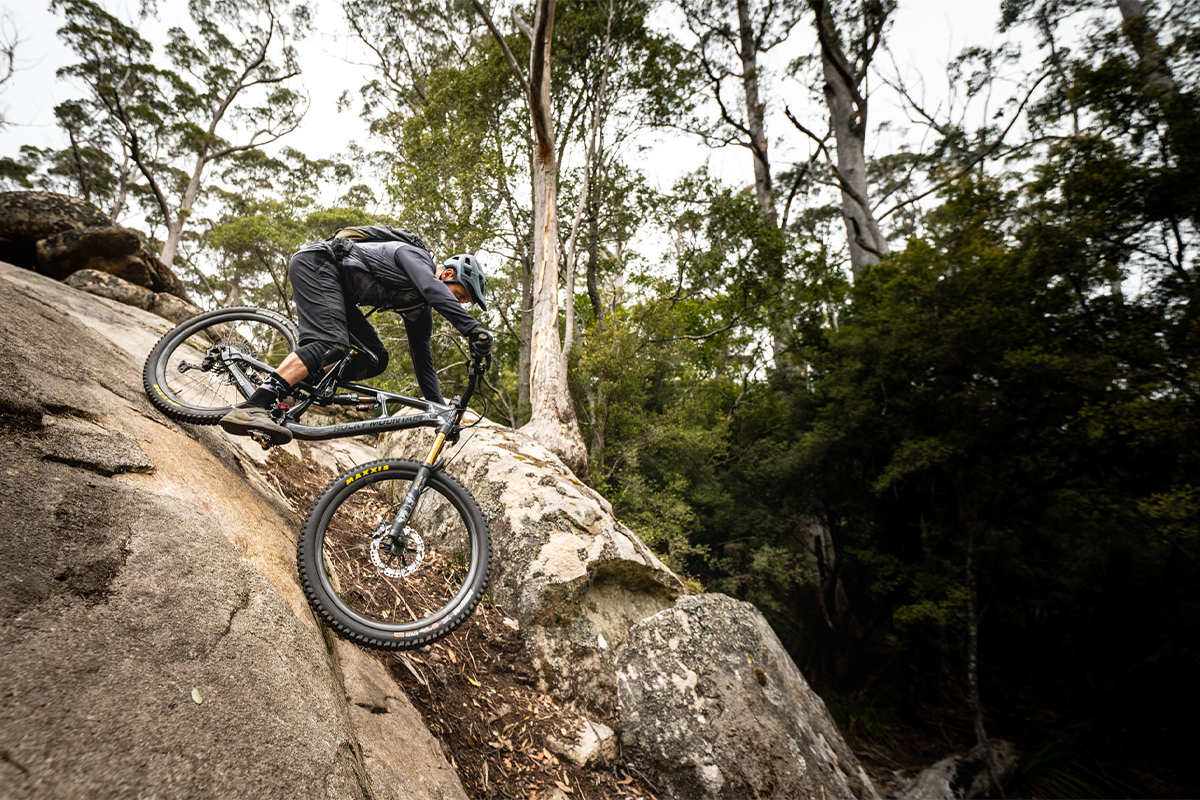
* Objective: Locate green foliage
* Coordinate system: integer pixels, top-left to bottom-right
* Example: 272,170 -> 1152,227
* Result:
4,0 -> 1196,785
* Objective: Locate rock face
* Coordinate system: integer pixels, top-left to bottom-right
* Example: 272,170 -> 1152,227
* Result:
382,423 -> 879,800
65,268 -> 202,323
382,422 -> 684,716
615,594 -> 879,800
64,267 -> 156,309
0,191 -> 187,297
546,718 -> 618,768
0,261 -> 466,800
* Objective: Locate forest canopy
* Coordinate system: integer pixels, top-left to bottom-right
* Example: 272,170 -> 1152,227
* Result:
2,0 -> 1196,794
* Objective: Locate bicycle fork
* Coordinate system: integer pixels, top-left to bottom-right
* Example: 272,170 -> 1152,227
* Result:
388,420 -> 454,538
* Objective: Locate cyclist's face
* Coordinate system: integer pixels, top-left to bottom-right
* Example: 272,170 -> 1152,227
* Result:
439,269 -> 471,304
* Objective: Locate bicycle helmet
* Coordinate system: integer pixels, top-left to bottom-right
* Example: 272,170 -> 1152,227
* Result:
443,254 -> 487,311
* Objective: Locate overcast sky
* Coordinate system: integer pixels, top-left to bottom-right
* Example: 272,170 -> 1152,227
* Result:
1,0 -> 1019,196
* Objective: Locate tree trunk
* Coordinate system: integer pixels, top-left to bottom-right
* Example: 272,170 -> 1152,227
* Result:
515,0 -> 587,474
736,0 -> 775,227
563,0 -> 614,360
160,156 -> 207,269
955,477 -> 1004,797
1116,0 -> 1199,223
1116,0 -> 1181,105
518,249 -> 533,416
585,126 -> 605,326
586,199 -> 603,324
812,0 -> 888,279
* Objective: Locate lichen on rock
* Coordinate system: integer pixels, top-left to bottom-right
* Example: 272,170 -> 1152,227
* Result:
615,593 -> 880,800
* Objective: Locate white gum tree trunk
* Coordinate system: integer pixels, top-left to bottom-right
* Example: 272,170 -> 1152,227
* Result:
473,0 -> 587,474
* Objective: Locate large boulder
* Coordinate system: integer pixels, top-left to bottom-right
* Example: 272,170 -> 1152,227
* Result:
382,422 -> 685,716
615,594 -> 880,800
65,268 -> 203,324
150,291 -> 204,324
65,267 -> 156,310
37,224 -> 152,285
0,191 -> 187,297
0,260 -> 466,800
0,190 -> 109,251
382,422 -> 878,800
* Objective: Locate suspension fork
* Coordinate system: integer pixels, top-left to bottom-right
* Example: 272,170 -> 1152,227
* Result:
388,417 -> 456,538
387,362 -> 480,538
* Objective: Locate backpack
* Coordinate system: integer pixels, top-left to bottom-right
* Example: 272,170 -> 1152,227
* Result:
328,225 -> 434,311
329,225 -> 430,260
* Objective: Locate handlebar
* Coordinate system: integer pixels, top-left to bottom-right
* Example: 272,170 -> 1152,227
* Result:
456,353 -> 491,413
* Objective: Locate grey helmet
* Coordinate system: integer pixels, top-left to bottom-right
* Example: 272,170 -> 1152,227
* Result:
443,253 -> 487,311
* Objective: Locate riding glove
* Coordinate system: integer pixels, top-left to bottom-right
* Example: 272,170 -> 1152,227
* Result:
469,330 -> 494,359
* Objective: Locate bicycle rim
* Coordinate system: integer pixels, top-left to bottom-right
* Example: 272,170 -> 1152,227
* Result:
153,310 -> 295,416
308,464 -> 487,642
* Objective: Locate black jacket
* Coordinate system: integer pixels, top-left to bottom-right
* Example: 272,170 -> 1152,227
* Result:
317,239 -> 484,403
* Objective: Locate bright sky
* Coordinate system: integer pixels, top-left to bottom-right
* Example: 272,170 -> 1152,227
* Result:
1,0 -> 1017,195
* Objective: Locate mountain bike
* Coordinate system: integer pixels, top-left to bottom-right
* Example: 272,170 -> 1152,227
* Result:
142,306 -> 490,650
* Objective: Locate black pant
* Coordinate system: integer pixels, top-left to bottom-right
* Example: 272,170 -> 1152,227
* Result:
288,245 -> 389,381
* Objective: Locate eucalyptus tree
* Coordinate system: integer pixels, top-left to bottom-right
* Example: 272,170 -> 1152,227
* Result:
678,0 -> 802,227
470,0 -> 589,473
793,0 -> 894,278
51,0 -> 308,268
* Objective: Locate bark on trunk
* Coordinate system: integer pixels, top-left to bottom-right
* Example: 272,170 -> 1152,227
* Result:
812,0 -> 888,279
563,0 -> 614,360
524,142 -> 587,473
518,250 -> 533,415
737,0 -> 775,227
821,57 -> 885,277
160,156 -> 207,269
515,0 -> 587,475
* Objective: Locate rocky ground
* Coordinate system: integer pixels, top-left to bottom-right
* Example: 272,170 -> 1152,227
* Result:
263,443 -> 661,800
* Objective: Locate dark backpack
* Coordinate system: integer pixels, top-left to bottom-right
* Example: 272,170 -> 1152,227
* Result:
328,225 -> 430,261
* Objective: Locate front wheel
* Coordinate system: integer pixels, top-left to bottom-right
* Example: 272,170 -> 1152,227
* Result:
298,459 -> 490,650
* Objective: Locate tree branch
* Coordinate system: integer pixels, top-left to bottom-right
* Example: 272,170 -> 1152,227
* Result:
876,72 -> 1050,222
527,0 -> 556,150
784,105 -> 872,215
807,0 -> 865,110
470,0 -> 533,101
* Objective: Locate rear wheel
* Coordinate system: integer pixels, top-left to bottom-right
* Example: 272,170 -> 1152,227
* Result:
142,307 -> 298,424
298,459 -> 490,650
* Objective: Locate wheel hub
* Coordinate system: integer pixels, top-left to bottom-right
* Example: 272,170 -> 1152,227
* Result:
370,525 -> 424,578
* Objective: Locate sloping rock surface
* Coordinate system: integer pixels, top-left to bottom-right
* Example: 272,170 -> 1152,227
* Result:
0,261 -> 465,800
0,191 -> 187,297
383,423 -> 879,800
616,594 -> 880,800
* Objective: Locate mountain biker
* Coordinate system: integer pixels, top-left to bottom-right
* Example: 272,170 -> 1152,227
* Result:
219,232 -> 493,445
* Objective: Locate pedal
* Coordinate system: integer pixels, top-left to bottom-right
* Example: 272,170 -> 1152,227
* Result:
249,431 -> 273,450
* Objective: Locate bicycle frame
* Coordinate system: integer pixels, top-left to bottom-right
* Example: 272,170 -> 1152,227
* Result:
219,339 -> 486,536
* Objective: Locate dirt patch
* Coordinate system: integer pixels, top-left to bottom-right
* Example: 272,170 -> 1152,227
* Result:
264,443 -> 338,513
385,604 -> 659,800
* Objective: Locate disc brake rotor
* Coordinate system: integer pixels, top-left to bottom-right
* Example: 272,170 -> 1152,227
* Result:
370,525 -> 425,578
